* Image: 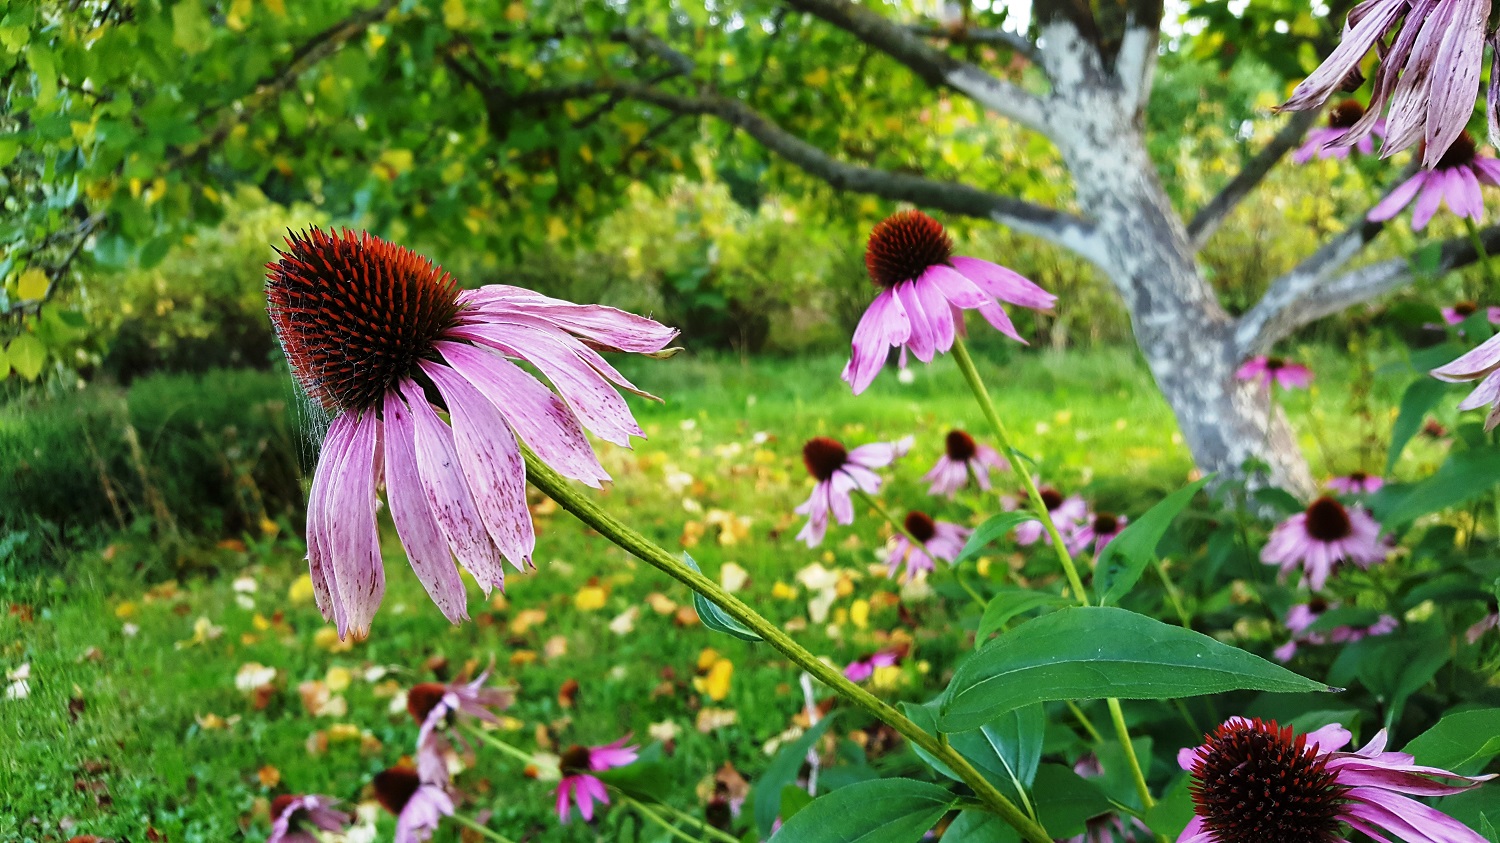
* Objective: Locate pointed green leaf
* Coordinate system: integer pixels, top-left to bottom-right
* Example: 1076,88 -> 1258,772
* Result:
1094,476 -> 1212,605
770,779 -> 954,842
683,553 -> 761,641
977,588 -> 1073,642
955,512 -> 1034,564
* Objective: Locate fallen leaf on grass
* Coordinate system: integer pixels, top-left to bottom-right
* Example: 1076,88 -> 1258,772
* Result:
696,707 -> 738,733
509,609 -> 547,635
234,663 -> 277,693
645,593 -> 677,615
573,586 -> 607,612
608,607 -> 638,636
258,765 -> 281,788
5,662 -> 31,700
175,616 -> 223,649
313,627 -> 354,652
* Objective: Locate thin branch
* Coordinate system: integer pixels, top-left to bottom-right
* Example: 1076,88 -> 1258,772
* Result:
1187,110 -> 1322,249
2,212 -> 105,320
903,23 -> 1042,64
783,0 -> 1054,136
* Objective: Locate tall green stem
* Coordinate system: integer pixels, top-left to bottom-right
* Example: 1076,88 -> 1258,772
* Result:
949,337 -> 1087,601
448,813 -> 519,843
948,337 -> 1155,810
523,449 -> 1052,843
1463,219 -> 1500,290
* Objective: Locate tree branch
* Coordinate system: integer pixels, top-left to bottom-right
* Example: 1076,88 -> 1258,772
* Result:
782,0 -> 1054,136
903,23 -> 1042,64
1187,109 -> 1321,249
2,212 -> 105,321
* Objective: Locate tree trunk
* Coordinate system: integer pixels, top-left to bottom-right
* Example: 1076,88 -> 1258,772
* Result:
1046,76 -> 1316,495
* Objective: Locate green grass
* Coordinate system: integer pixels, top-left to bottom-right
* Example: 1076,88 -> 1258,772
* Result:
0,345 -> 1459,842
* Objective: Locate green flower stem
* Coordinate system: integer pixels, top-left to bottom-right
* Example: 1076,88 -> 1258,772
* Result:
949,337 -> 1088,601
1463,219 -> 1500,289
1064,700 -> 1103,744
1154,558 -> 1191,627
461,723 -> 536,767
523,449 -> 1052,843
853,488 -> 926,548
448,812 -> 519,843
949,337 -> 1156,811
617,791 -> 740,843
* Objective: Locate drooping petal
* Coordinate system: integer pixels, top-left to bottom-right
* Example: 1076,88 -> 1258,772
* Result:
458,287 -> 679,353
1367,172 -> 1428,222
325,411 -> 386,637
383,392 -> 469,624
305,419 -> 350,633
437,341 -> 609,487
951,256 -> 1057,310
1419,0 -> 1490,168
975,300 -> 1028,344
912,273 -> 959,354
1284,0 -> 1408,113
1410,175 -> 1447,230
1433,332 -> 1500,379
922,264 -> 991,309
843,288 -> 910,394
897,280 -> 939,363
422,361 -> 534,572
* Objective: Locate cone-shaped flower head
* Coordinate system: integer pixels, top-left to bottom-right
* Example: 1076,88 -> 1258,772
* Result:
266,228 -> 677,638
1368,133 -> 1500,229
886,511 -> 971,581
1282,0 -> 1495,168
1326,472 -> 1384,495
269,794 -> 350,843
1236,356 -> 1313,390
1274,598 -> 1398,662
373,765 -> 454,843
1294,100 -> 1386,164
842,210 -> 1055,394
1432,331 -> 1500,430
1014,486 -> 1088,546
1068,511 -> 1128,557
1261,497 -> 1387,591
408,669 -> 514,782
794,435 -> 911,547
555,736 -> 639,823
922,429 -> 1011,497
1179,717 -> 1493,843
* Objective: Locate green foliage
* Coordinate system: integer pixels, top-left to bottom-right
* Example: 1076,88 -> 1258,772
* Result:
769,778 -> 955,843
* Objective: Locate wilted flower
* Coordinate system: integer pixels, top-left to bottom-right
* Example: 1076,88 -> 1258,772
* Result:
1236,356 -> 1312,390
795,436 -> 912,547
1013,487 -> 1088,546
843,650 -> 900,683
1178,717 -> 1493,843
268,794 -> 350,843
556,737 -> 639,823
1432,332 -> 1500,430
886,512 -> 970,581
1273,599 -> 1399,662
1068,512 -> 1129,557
922,429 -> 1010,497
1262,497 -> 1387,592
265,228 -> 676,637
1293,100 -> 1385,164
1368,133 -> 1500,229
408,670 -> 514,781
1326,472 -> 1384,495
373,765 -> 454,843
1282,0 -> 1495,168
843,210 -> 1055,394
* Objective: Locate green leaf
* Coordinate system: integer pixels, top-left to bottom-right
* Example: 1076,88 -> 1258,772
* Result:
755,714 -> 837,837
171,1 -> 213,55
1387,378 -> 1449,474
976,588 -> 1073,642
1094,476 -> 1212,605
6,333 -> 45,381
1372,447 -> 1500,525
902,700 -> 1043,802
683,553 -> 761,642
942,811 -> 1019,843
138,235 -> 173,270
1031,764 -> 1112,838
1404,709 -> 1500,774
769,779 -> 954,843
1145,774 -> 1196,840
940,607 -> 1329,732
955,512 -> 1034,565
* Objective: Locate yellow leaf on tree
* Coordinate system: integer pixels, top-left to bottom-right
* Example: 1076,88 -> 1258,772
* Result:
505,2 -> 526,22
546,216 -> 568,241
16,269 -> 48,301
803,67 -> 830,87
227,0 -> 252,31
443,0 -> 468,29
264,0 -> 287,16
378,148 -> 414,178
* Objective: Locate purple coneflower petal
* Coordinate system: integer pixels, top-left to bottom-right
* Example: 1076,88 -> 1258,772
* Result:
326,412 -> 385,637
923,264 -> 992,309
1369,172 -> 1429,222
843,288 -> 909,394
913,273 -> 959,354
382,393 -> 468,624
1419,0 -> 1489,168
305,423 -> 348,633
897,281 -> 940,363
951,257 -> 1057,310
1410,173 -> 1447,229
1284,0 -> 1407,112
459,287 -> 679,353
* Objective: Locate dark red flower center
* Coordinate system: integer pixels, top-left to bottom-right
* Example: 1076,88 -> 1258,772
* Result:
1347,471 -> 1368,483
265,227 -> 462,415
406,682 -> 447,724
904,511 -> 937,543
1304,497 -> 1353,542
1453,300 -> 1479,317
1039,488 -> 1065,510
1264,356 -> 1286,370
561,744 -> 593,776
1327,100 -> 1365,129
1307,596 -> 1330,614
271,794 -> 306,828
944,429 -> 978,461
1189,718 -> 1347,843
1093,513 -> 1119,535
373,766 -> 421,815
802,437 -> 849,482
864,210 -> 953,289
1437,132 -> 1478,170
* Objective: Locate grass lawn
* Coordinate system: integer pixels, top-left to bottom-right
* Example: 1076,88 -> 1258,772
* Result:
0,345 -> 1454,842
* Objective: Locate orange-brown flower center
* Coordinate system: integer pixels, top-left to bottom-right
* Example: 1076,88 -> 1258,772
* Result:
1327,99 -> 1365,129
406,683 -> 448,724
802,437 -> 849,482
1189,719 -> 1347,843
944,429 -> 978,461
373,766 -> 421,815
1453,300 -> 1479,317
560,744 -> 593,776
1437,132 -> 1478,170
864,210 -> 954,289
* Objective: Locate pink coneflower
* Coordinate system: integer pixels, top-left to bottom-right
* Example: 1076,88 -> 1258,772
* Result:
842,210 -> 1056,394
269,794 -> 350,843
794,436 -> 911,547
407,670 -> 514,781
1282,0 -> 1494,168
1014,487 -> 1088,546
374,765 -> 454,843
1273,599 -> 1399,662
1236,356 -> 1313,390
843,649 -> 900,682
1432,332 -> 1500,430
1326,472 -> 1384,495
1293,100 -> 1386,164
556,737 -> 639,823
265,228 -> 676,637
1441,300 -> 1500,326
1178,717 -> 1494,843
1068,512 -> 1129,557
922,429 -> 1010,497
1368,133 -> 1500,229
886,511 -> 971,581
1261,497 -> 1387,591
